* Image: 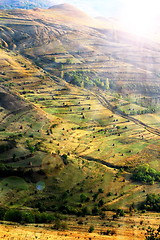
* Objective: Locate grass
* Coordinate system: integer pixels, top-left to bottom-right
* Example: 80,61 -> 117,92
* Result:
0,176 -> 29,190
0,33 -> 160,239
8,151 -> 47,168
0,8 -> 160,240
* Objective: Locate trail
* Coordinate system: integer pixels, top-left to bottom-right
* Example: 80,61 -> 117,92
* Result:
94,91 -> 160,137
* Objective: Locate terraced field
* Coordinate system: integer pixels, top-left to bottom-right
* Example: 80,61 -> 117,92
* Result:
0,46 -> 159,214
0,5 -> 160,239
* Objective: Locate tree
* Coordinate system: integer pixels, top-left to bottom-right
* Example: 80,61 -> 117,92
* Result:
141,194 -> 160,212
132,164 -> 160,184
88,225 -> 94,233
81,206 -> 90,216
52,57 -> 56,63
116,209 -> 125,217
52,219 -> 62,230
66,58 -> 72,64
61,154 -> 68,165
80,193 -> 88,203
4,209 -> 35,223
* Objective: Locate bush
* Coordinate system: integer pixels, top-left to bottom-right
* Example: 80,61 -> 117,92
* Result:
141,194 -> 160,212
4,209 -> 22,223
98,199 -> 104,207
100,229 -> 116,235
80,193 -> 88,203
52,219 -> 68,230
145,226 -> 160,240
81,206 -> 90,216
116,209 -> 125,217
35,212 -> 55,223
88,225 -> 94,233
61,154 -> 69,165
98,188 -> 104,193
92,206 -> 99,215
21,211 -> 35,223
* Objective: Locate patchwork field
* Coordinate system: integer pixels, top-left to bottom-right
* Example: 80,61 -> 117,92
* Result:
0,5 -> 160,239
0,46 -> 160,213
0,212 -> 160,240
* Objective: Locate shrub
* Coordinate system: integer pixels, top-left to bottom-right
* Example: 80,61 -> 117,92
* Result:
35,212 -> 55,223
116,209 -> 125,217
98,199 -> 104,207
88,225 -> 94,233
21,211 -> 35,223
52,219 -> 68,230
98,188 -> 104,193
80,193 -> 88,203
81,206 -> 90,216
145,226 -> 160,240
141,194 -> 160,212
4,209 -> 22,223
61,154 -> 69,165
92,206 -> 99,215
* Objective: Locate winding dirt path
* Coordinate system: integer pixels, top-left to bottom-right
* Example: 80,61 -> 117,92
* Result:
94,91 -> 160,137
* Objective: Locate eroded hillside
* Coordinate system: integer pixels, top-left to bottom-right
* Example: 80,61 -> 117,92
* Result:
0,6 -> 160,96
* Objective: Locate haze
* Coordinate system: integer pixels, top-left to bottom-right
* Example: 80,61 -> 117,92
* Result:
48,0 -> 160,37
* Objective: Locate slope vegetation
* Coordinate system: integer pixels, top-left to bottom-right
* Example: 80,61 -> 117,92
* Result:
0,5 -> 160,239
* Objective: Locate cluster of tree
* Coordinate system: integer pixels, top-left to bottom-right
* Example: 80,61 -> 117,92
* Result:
112,208 -> 125,220
64,71 -> 108,89
123,108 -> 156,116
109,80 -> 122,91
100,229 -> 116,236
141,194 -> 160,212
0,163 -> 44,179
58,204 -> 91,217
0,206 -> 58,224
131,164 -> 160,184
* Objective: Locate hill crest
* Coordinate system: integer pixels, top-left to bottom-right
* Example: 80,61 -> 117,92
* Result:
48,3 -> 90,18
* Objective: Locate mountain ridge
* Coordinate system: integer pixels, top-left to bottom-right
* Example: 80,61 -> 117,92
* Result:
48,3 -> 90,18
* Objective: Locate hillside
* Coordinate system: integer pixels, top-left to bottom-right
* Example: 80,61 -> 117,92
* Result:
0,7 -> 160,95
0,4 -> 160,239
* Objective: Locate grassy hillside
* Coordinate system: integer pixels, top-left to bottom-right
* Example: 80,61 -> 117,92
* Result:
0,5 -> 160,239
0,45 -> 160,211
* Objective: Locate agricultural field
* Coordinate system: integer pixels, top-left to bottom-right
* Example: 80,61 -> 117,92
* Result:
0,212 -> 160,239
0,5 -> 160,239
0,46 -> 160,213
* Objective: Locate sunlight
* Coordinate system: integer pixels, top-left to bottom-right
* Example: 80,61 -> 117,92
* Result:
119,0 -> 159,37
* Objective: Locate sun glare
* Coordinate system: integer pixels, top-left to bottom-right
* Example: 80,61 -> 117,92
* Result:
119,0 -> 159,37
